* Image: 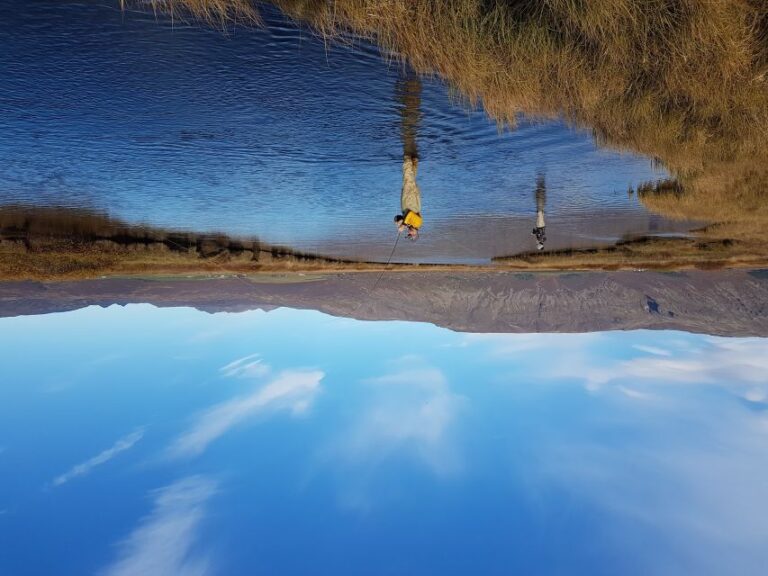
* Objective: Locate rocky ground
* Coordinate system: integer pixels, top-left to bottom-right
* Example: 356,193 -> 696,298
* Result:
2,269 -> 766,336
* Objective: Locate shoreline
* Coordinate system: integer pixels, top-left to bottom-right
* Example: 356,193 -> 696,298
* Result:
2,206 -> 767,281
3,234 -> 767,281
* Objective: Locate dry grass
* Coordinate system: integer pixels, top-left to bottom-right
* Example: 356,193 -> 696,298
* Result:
123,0 -> 260,28
145,0 -> 768,172
637,163 -> 768,257
494,236 -> 768,272
0,206 -> 364,280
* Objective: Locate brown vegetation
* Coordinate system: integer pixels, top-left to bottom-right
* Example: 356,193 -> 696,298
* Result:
0,206 -> 363,280
494,236 -> 768,272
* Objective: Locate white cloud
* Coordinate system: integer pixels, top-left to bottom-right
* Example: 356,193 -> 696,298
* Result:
51,429 -> 144,487
464,333 -> 604,383
465,333 -> 602,355
587,339 -> 768,400
168,370 -> 323,459
616,385 -> 655,401
101,476 -> 217,576
187,330 -> 224,344
521,337 -> 768,571
337,367 -> 465,476
536,414 -> 768,575
743,387 -> 767,403
632,344 -> 672,357
219,354 -> 270,379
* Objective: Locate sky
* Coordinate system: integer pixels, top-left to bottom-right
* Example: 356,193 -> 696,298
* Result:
1,304 -> 767,575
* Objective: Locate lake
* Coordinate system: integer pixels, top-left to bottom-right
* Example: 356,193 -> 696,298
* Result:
0,1 -> 694,264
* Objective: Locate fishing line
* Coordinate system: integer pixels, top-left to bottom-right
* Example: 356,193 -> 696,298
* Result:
325,228 -> 403,318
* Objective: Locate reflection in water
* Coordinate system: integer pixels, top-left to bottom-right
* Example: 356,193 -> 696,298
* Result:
397,73 -> 421,160
395,74 -> 423,241
1,305 -> 768,574
532,173 -> 547,251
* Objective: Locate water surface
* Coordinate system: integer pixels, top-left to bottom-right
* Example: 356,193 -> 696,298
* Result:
0,1 -> 694,263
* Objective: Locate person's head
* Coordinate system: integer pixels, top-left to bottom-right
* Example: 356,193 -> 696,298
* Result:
395,214 -> 420,239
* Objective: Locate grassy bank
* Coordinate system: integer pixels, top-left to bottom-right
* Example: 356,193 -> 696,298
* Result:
3,206 -> 767,280
0,207 -> 363,280
495,236 -> 768,271
638,165 -> 768,244
5,236 -> 767,280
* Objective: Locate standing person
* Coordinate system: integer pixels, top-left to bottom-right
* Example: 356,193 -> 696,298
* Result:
532,174 -> 547,250
394,73 -> 422,240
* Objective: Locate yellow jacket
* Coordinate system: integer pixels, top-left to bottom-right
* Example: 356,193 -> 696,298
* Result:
403,209 -> 423,229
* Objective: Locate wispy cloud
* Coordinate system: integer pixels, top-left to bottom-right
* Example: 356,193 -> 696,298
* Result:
51,429 -> 144,487
632,344 -> 672,357
587,339 -> 768,400
187,330 -> 223,344
616,385 -> 656,401
463,333 -> 603,382
168,370 -> 324,459
101,476 -> 217,576
219,354 -> 270,379
465,333 -> 602,356
535,412 -> 768,575
337,367 -> 465,475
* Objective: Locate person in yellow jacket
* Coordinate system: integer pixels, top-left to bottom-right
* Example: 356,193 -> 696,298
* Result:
393,73 -> 422,240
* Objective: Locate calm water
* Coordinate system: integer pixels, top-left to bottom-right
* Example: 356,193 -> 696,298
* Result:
1,304 -> 767,575
0,1 -> 694,263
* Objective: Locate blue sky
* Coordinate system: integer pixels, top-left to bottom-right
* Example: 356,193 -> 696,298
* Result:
1,304 -> 767,575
